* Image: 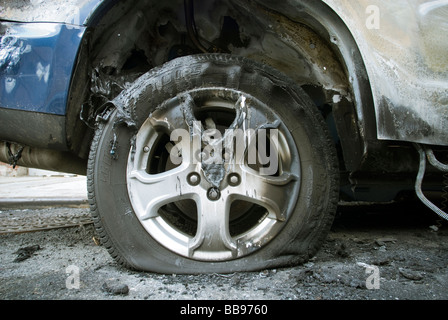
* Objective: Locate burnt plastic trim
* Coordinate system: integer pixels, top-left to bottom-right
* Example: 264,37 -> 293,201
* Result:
0,107 -> 67,151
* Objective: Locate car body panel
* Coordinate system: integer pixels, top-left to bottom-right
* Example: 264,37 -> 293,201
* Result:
0,21 -> 85,115
0,0 -> 447,145
323,0 -> 448,145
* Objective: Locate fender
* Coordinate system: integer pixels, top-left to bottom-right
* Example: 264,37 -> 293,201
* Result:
3,0 -> 446,146
76,0 -> 377,170
323,0 -> 448,146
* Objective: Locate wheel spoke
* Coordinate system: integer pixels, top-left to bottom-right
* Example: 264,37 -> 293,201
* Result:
129,165 -> 197,220
236,168 -> 299,222
188,195 -> 237,258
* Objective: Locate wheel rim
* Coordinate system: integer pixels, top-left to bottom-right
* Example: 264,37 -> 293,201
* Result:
126,88 -> 301,261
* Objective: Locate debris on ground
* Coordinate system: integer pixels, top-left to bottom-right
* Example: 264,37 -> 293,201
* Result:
1,202 -> 447,300
399,268 -> 424,281
102,280 -> 130,296
13,245 -> 41,262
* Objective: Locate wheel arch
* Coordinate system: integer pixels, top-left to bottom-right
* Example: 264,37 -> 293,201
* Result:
66,0 -> 377,173
291,0 -> 377,171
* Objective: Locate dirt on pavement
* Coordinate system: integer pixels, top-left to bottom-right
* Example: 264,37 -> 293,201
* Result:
0,201 -> 447,303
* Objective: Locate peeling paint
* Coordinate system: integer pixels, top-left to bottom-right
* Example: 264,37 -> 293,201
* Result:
0,20 -> 85,116
4,77 -> 15,93
0,35 -> 31,73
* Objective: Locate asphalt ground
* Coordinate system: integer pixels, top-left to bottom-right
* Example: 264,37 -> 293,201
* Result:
1,175 -> 447,305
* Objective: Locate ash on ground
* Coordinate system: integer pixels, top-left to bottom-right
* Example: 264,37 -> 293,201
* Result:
0,201 -> 447,300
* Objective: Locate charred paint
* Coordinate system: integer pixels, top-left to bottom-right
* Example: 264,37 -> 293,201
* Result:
2,0 -> 448,164
324,0 -> 448,145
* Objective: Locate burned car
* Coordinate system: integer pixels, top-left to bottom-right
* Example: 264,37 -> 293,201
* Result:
1,0 -> 447,273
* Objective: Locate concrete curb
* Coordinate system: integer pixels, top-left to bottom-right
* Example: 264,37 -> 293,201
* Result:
0,175 -> 88,209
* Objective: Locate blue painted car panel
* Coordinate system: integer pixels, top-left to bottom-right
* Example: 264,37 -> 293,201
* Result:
0,21 -> 85,116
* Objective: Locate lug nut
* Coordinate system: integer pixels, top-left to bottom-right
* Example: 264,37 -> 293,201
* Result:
228,173 -> 241,186
207,188 -> 221,201
187,173 -> 200,186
